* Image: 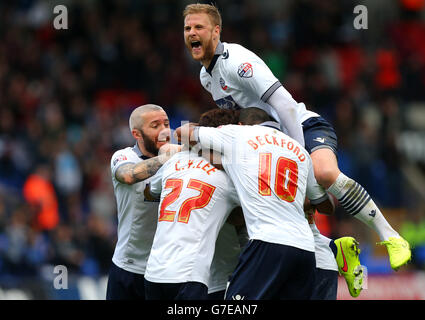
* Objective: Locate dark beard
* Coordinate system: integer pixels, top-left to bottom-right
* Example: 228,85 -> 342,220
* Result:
141,130 -> 159,156
202,39 -> 215,64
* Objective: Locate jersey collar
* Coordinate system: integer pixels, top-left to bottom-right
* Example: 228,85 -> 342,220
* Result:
132,143 -> 150,160
259,121 -> 281,131
206,41 -> 224,75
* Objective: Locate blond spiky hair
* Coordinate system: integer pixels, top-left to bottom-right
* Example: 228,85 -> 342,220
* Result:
183,3 -> 222,32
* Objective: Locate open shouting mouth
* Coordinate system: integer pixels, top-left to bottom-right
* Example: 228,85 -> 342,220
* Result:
190,40 -> 202,56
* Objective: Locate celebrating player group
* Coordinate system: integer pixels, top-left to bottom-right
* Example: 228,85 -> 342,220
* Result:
107,3 -> 411,300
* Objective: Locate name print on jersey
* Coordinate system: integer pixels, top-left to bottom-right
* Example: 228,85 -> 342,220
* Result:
174,158 -> 218,175
247,133 -> 307,163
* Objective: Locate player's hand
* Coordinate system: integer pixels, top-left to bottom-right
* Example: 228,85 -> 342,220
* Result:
158,143 -> 182,157
312,193 -> 335,215
174,122 -> 198,145
304,198 -> 314,214
158,128 -> 171,143
304,198 -> 315,223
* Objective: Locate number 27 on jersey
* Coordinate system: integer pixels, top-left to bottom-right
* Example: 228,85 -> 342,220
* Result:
159,179 -> 216,224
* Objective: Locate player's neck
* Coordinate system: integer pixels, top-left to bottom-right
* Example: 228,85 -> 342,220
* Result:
137,141 -> 155,158
201,41 -> 219,69
201,53 -> 214,69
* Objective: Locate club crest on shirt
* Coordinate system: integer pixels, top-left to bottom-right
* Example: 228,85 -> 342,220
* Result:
237,62 -> 253,78
220,77 -> 228,90
113,154 -> 127,167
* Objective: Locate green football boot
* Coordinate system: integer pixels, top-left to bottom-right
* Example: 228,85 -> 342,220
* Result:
377,237 -> 411,271
334,237 -> 363,298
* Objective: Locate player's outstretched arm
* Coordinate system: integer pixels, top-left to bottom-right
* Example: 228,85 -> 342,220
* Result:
115,144 -> 181,185
267,87 -> 305,146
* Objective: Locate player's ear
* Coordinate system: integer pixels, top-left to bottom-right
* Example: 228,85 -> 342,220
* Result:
213,25 -> 220,39
132,129 -> 142,140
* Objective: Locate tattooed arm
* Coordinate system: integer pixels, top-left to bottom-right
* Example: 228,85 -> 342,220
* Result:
115,144 -> 181,185
114,156 -> 162,184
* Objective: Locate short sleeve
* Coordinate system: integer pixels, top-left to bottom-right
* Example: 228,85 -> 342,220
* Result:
111,150 -> 135,180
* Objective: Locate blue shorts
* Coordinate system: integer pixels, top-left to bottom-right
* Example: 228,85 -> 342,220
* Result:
106,262 -> 145,300
311,268 -> 338,300
225,240 -> 316,300
302,116 -> 338,155
144,279 -> 208,300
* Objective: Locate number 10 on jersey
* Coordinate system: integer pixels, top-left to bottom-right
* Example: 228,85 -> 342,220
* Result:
258,153 -> 298,202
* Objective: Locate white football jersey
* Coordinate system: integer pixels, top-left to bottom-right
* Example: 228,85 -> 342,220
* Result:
144,151 -> 240,286
200,42 -> 319,129
208,222 -> 241,294
110,144 -> 159,274
197,123 -> 328,252
310,223 -> 338,271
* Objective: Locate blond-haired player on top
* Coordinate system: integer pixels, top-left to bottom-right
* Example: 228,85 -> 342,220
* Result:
181,3 -> 410,284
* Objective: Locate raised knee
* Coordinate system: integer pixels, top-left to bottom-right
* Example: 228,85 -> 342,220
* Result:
314,167 -> 339,189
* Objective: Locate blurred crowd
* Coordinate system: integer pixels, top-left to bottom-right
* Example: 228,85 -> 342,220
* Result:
0,0 -> 425,283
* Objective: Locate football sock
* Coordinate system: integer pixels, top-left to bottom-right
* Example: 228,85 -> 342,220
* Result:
327,173 -> 399,241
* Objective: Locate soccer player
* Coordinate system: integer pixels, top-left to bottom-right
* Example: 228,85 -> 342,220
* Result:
143,147 -> 240,300
107,104 -> 181,300
182,3 -> 410,271
198,108 -> 356,300
176,107 -> 334,300
144,108 -> 242,300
